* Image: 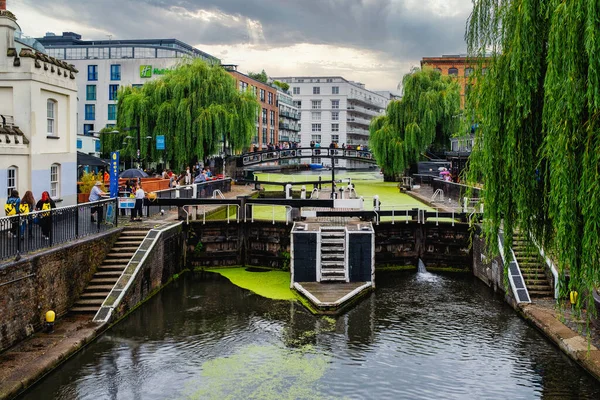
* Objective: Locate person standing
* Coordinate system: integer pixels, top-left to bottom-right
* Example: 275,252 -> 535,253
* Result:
89,181 -> 106,223
4,189 -> 21,238
35,191 -> 55,240
20,191 -> 35,238
185,167 -> 191,185
132,183 -> 145,222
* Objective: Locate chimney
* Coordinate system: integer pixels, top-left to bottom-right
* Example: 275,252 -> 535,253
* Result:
0,1 -> 5,11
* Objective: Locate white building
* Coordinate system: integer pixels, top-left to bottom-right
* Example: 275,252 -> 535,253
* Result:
37,32 -> 219,156
272,76 -> 388,168
0,6 -> 79,206
276,89 -> 300,144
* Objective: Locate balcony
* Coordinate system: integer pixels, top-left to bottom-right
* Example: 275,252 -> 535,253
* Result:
347,116 -> 371,127
347,127 -> 370,136
347,105 -> 381,118
280,110 -> 300,120
348,92 -> 386,109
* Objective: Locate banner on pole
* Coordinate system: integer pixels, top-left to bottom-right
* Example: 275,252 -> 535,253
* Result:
156,135 -> 165,150
110,151 -> 120,198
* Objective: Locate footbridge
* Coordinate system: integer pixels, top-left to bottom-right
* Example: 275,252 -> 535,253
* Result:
235,147 -> 377,167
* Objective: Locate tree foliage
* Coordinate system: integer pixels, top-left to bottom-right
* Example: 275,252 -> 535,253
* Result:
273,80 -> 290,91
465,0 -> 600,313
369,67 -> 461,176
248,69 -> 268,84
104,59 -> 258,169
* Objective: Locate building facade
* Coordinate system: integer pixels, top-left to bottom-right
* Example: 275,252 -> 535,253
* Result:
0,6 -> 79,206
277,89 -> 300,144
225,65 -> 279,150
420,54 -> 487,107
36,32 -> 219,156
272,76 -> 388,168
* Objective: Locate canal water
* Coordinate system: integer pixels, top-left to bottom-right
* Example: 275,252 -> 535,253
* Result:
23,270 -> 600,399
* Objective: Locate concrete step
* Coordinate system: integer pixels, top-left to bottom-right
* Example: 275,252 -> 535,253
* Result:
529,290 -> 554,297
114,240 -> 144,246
101,258 -> 131,264
74,298 -> 104,306
80,291 -> 110,299
70,306 -> 99,314
89,277 -> 119,285
110,246 -> 140,252
86,284 -> 116,291
95,270 -> 123,278
106,252 -> 135,258
526,284 -> 552,291
519,262 -> 544,267
98,264 -> 127,271
320,276 -> 346,282
322,239 -> 345,245
121,230 -> 149,236
523,278 -> 550,285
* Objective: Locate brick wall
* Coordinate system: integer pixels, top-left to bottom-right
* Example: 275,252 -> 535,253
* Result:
0,230 -> 121,352
472,234 -> 505,293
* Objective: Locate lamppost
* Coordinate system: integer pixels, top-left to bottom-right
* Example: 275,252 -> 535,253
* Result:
121,126 -> 141,168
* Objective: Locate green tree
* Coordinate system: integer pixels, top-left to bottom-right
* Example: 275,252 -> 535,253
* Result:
104,59 -> 259,169
369,67 -> 460,178
248,69 -> 268,83
273,80 -> 290,91
465,0 -> 600,313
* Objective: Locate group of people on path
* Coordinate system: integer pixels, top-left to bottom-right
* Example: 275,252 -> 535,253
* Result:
89,181 -> 146,223
4,190 -> 56,240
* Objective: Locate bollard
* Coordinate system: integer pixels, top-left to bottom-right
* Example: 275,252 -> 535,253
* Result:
45,310 -> 55,333
373,195 -> 380,211
285,184 -> 292,200
300,185 -> 306,200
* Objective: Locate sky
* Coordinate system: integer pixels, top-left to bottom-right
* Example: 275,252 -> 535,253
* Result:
8,0 -> 473,92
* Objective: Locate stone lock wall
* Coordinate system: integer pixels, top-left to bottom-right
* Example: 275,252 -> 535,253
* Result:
0,230 -> 121,352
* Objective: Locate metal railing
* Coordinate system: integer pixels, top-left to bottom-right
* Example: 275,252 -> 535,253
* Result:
241,147 -> 375,166
0,197 -> 118,262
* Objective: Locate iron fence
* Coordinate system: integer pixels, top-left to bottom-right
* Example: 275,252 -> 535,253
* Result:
0,198 -> 118,262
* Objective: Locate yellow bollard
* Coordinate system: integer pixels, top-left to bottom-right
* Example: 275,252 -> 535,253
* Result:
570,291 -> 578,305
45,310 -> 55,333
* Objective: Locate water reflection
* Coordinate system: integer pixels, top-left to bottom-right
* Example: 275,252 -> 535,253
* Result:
23,271 -> 600,400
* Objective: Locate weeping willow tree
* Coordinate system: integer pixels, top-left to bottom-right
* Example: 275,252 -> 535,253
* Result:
369,67 -> 460,178
104,59 -> 258,169
466,0 -> 600,314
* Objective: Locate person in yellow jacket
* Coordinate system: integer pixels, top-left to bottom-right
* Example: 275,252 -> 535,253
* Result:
20,191 -> 35,239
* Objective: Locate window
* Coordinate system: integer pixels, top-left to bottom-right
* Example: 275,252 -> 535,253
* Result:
293,100 -> 302,108
47,99 -> 56,135
109,84 -> 119,100
268,92 -> 273,105
465,67 -> 474,77
270,128 -> 275,143
88,65 -> 98,81
262,127 -> 267,144
110,64 -> 121,80
77,139 -> 82,149
311,124 -> 321,132
297,79 -> 304,83
50,164 -> 60,198
448,67 -> 459,76
239,81 -> 248,92
311,135 -> 321,142
332,134 -> 339,142
311,112 -> 321,120
86,85 -> 96,101
85,104 -> 95,120
313,86 -> 320,94
311,100 -> 321,109
270,110 -> 275,126
7,166 -> 17,196
332,86 -> 339,94
332,123 -> 339,132
293,87 -> 300,95
260,89 -> 265,102
331,100 -> 339,109
84,124 -> 94,135
108,104 -> 117,120
262,108 -> 267,124
332,111 -> 339,121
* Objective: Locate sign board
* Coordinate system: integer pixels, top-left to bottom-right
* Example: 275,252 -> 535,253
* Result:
109,151 -> 120,198
140,65 -> 171,78
156,135 -> 165,150
118,197 -> 136,209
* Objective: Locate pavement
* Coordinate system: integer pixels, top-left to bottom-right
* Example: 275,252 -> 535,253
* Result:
0,183 -> 257,400
404,183 -> 464,212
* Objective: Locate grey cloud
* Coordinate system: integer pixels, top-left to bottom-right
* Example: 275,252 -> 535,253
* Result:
25,0 -> 470,59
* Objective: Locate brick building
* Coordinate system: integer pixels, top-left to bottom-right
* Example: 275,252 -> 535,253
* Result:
420,54 -> 488,107
224,65 -> 279,149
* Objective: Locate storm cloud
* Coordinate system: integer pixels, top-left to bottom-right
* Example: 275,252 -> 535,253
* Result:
12,0 -> 473,90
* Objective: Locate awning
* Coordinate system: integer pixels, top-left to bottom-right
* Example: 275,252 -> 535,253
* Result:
77,151 -> 108,167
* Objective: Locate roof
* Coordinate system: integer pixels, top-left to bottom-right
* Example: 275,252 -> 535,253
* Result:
77,151 -> 108,167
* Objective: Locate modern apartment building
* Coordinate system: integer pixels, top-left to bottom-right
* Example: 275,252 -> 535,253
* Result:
0,6 -> 79,206
224,65 -> 279,150
276,89 -> 300,144
272,76 -> 388,168
36,32 -> 219,156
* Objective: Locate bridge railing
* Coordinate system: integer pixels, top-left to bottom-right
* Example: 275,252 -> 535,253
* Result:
240,147 -> 375,166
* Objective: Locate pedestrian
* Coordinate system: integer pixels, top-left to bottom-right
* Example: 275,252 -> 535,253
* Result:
89,181 -> 106,223
20,190 -> 35,238
4,189 -> 21,238
185,167 -> 191,185
35,191 -> 55,240
132,183 -> 145,222
103,169 -> 110,183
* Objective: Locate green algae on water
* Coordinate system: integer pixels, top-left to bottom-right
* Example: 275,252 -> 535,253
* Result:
184,344 -> 336,400
206,267 -> 295,300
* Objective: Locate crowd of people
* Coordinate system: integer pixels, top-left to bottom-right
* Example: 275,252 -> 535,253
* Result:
160,165 -> 215,188
4,189 -> 56,240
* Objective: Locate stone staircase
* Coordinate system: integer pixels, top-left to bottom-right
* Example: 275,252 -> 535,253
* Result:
512,232 -> 553,298
320,226 -> 346,282
70,228 -> 149,314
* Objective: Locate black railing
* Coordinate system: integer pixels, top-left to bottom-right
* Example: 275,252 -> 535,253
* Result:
240,147 -> 376,166
0,197 -> 118,262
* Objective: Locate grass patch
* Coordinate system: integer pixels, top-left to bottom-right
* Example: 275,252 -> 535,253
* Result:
206,267 -> 295,300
